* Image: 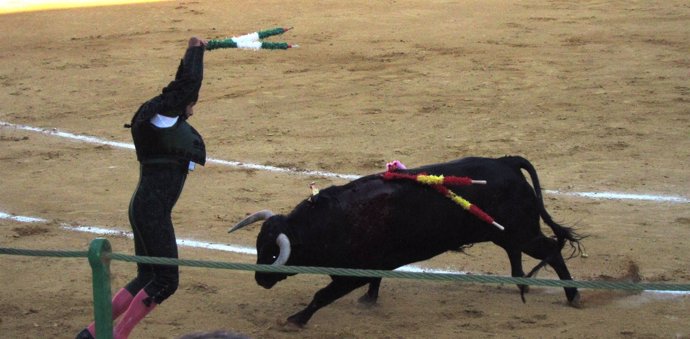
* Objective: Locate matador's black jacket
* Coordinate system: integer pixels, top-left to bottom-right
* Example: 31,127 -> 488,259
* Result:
128,45 -> 206,168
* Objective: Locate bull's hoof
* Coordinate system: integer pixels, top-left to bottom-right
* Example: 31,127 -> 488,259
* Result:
357,294 -> 378,307
275,318 -> 304,332
568,293 -> 583,309
519,284 -> 529,303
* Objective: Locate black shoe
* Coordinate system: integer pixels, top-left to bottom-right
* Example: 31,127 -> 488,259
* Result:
75,328 -> 95,339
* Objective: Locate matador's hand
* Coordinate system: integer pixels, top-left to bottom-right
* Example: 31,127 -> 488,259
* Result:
188,37 -> 208,48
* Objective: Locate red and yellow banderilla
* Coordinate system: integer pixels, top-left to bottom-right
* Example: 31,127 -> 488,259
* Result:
382,171 -> 504,231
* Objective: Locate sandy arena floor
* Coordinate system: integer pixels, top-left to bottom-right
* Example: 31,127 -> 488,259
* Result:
1,1 -> 689,338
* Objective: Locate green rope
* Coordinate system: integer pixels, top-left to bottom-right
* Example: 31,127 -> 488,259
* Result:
3,246 -> 690,292
0,247 -> 88,258
107,253 -> 690,292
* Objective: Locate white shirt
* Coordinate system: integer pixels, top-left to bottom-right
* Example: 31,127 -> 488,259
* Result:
150,114 -> 178,128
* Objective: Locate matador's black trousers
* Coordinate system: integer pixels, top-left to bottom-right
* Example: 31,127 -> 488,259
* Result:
125,163 -> 187,305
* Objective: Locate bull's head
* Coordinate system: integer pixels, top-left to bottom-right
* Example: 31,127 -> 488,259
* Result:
229,210 -> 293,289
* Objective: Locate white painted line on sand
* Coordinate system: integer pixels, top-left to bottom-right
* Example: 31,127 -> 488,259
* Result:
0,211 -> 256,255
0,210 -> 451,275
544,190 -> 689,203
2,121 -> 687,203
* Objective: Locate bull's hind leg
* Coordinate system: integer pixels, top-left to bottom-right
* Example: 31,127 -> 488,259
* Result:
523,236 -> 581,308
287,276 -> 369,327
357,278 -> 381,306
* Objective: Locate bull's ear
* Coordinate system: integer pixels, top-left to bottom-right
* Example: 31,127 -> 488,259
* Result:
228,210 -> 274,233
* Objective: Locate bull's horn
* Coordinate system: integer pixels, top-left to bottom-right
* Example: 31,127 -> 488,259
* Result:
228,209 -> 274,233
273,233 -> 291,266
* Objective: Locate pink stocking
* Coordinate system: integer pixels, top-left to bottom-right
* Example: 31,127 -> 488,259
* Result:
113,289 -> 157,339
85,288 -> 134,337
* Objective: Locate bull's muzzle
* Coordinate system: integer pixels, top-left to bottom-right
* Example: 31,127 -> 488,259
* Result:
255,272 -> 286,289
255,233 -> 292,289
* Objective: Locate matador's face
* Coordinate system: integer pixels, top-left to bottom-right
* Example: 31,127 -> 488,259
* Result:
184,101 -> 196,118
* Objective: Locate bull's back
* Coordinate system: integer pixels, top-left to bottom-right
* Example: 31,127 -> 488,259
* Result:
415,156 -> 525,184
357,157 -> 539,268
309,156 -> 539,270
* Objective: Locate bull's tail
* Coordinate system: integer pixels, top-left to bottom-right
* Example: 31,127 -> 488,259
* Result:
503,156 -> 585,259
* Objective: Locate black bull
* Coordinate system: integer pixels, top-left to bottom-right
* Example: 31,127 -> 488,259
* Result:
230,156 -> 584,327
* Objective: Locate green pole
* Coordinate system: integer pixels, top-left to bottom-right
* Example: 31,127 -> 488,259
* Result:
88,238 -> 114,339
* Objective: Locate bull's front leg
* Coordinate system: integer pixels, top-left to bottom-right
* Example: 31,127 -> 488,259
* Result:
504,247 -> 530,302
286,277 -> 368,327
